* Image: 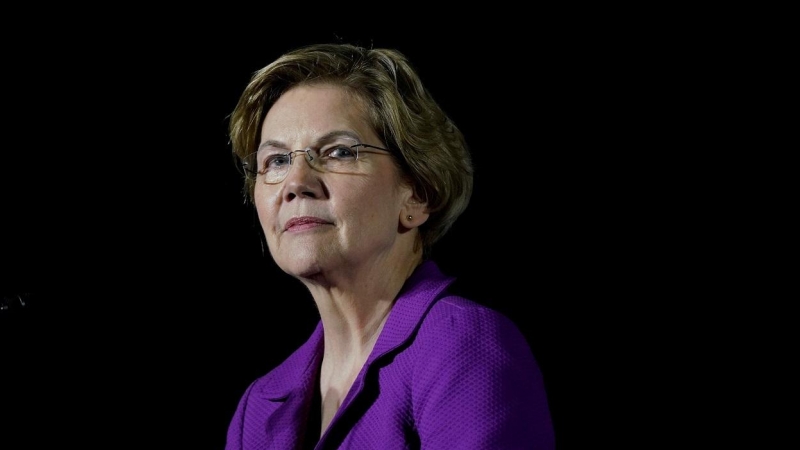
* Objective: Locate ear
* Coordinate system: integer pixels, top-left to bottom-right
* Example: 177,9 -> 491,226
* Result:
401,193 -> 429,229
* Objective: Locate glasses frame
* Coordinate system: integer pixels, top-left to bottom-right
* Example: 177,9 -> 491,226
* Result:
239,142 -> 391,184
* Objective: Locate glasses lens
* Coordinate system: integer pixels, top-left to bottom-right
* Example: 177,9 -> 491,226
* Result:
240,138 -> 377,184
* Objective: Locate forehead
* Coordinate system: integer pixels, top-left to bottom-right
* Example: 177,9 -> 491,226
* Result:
260,84 -> 374,146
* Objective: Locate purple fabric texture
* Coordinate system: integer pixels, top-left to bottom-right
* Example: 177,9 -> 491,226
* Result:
226,260 -> 555,449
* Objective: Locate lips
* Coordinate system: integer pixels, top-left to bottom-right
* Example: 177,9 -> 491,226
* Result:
284,216 -> 331,231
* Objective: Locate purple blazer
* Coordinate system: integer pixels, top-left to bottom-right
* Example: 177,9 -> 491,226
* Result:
226,260 -> 555,449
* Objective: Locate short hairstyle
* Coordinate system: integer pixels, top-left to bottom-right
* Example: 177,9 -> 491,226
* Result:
229,43 -> 473,257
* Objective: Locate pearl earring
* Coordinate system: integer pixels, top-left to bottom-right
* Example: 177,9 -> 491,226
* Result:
407,215 -> 413,221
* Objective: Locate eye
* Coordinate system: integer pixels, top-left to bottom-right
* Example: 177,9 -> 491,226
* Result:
263,153 -> 291,170
322,144 -> 358,160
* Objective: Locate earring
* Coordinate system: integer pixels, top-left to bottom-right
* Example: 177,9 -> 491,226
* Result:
407,215 -> 413,221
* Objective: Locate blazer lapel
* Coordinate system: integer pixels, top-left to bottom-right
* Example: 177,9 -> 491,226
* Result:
256,324 -> 324,449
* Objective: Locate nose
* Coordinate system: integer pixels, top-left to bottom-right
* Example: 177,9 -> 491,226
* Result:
282,149 -> 323,200
285,149 -> 315,178
288,149 -> 314,166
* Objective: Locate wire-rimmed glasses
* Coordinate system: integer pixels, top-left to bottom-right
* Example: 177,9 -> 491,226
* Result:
238,136 -> 391,184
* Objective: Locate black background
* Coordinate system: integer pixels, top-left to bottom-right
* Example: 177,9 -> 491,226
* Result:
1,16 -> 684,449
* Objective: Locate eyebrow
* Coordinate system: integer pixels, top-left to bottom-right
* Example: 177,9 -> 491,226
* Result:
257,130 -> 361,152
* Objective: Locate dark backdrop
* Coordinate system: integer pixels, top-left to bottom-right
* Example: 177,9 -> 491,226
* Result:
1,20 -> 669,449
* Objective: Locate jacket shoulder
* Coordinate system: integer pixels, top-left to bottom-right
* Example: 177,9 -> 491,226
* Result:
415,294 -> 536,364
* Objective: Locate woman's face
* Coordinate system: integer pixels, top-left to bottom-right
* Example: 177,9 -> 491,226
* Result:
254,84 -> 414,279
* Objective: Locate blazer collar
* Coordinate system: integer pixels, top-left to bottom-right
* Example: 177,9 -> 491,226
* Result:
368,260 -> 455,364
254,259 -> 455,402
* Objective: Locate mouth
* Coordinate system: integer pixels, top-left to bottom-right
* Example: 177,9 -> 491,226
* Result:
284,216 -> 332,232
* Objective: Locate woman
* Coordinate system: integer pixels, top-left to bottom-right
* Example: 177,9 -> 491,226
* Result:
225,42 -> 554,449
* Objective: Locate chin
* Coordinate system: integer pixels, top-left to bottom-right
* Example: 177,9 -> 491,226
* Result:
274,250 -> 324,279
284,264 -> 321,280
272,238 -> 344,277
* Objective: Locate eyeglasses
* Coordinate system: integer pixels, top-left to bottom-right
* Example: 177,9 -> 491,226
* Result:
239,137 -> 392,184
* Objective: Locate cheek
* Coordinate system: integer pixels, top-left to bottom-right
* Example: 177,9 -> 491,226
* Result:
254,186 -> 278,229
353,179 -> 406,222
